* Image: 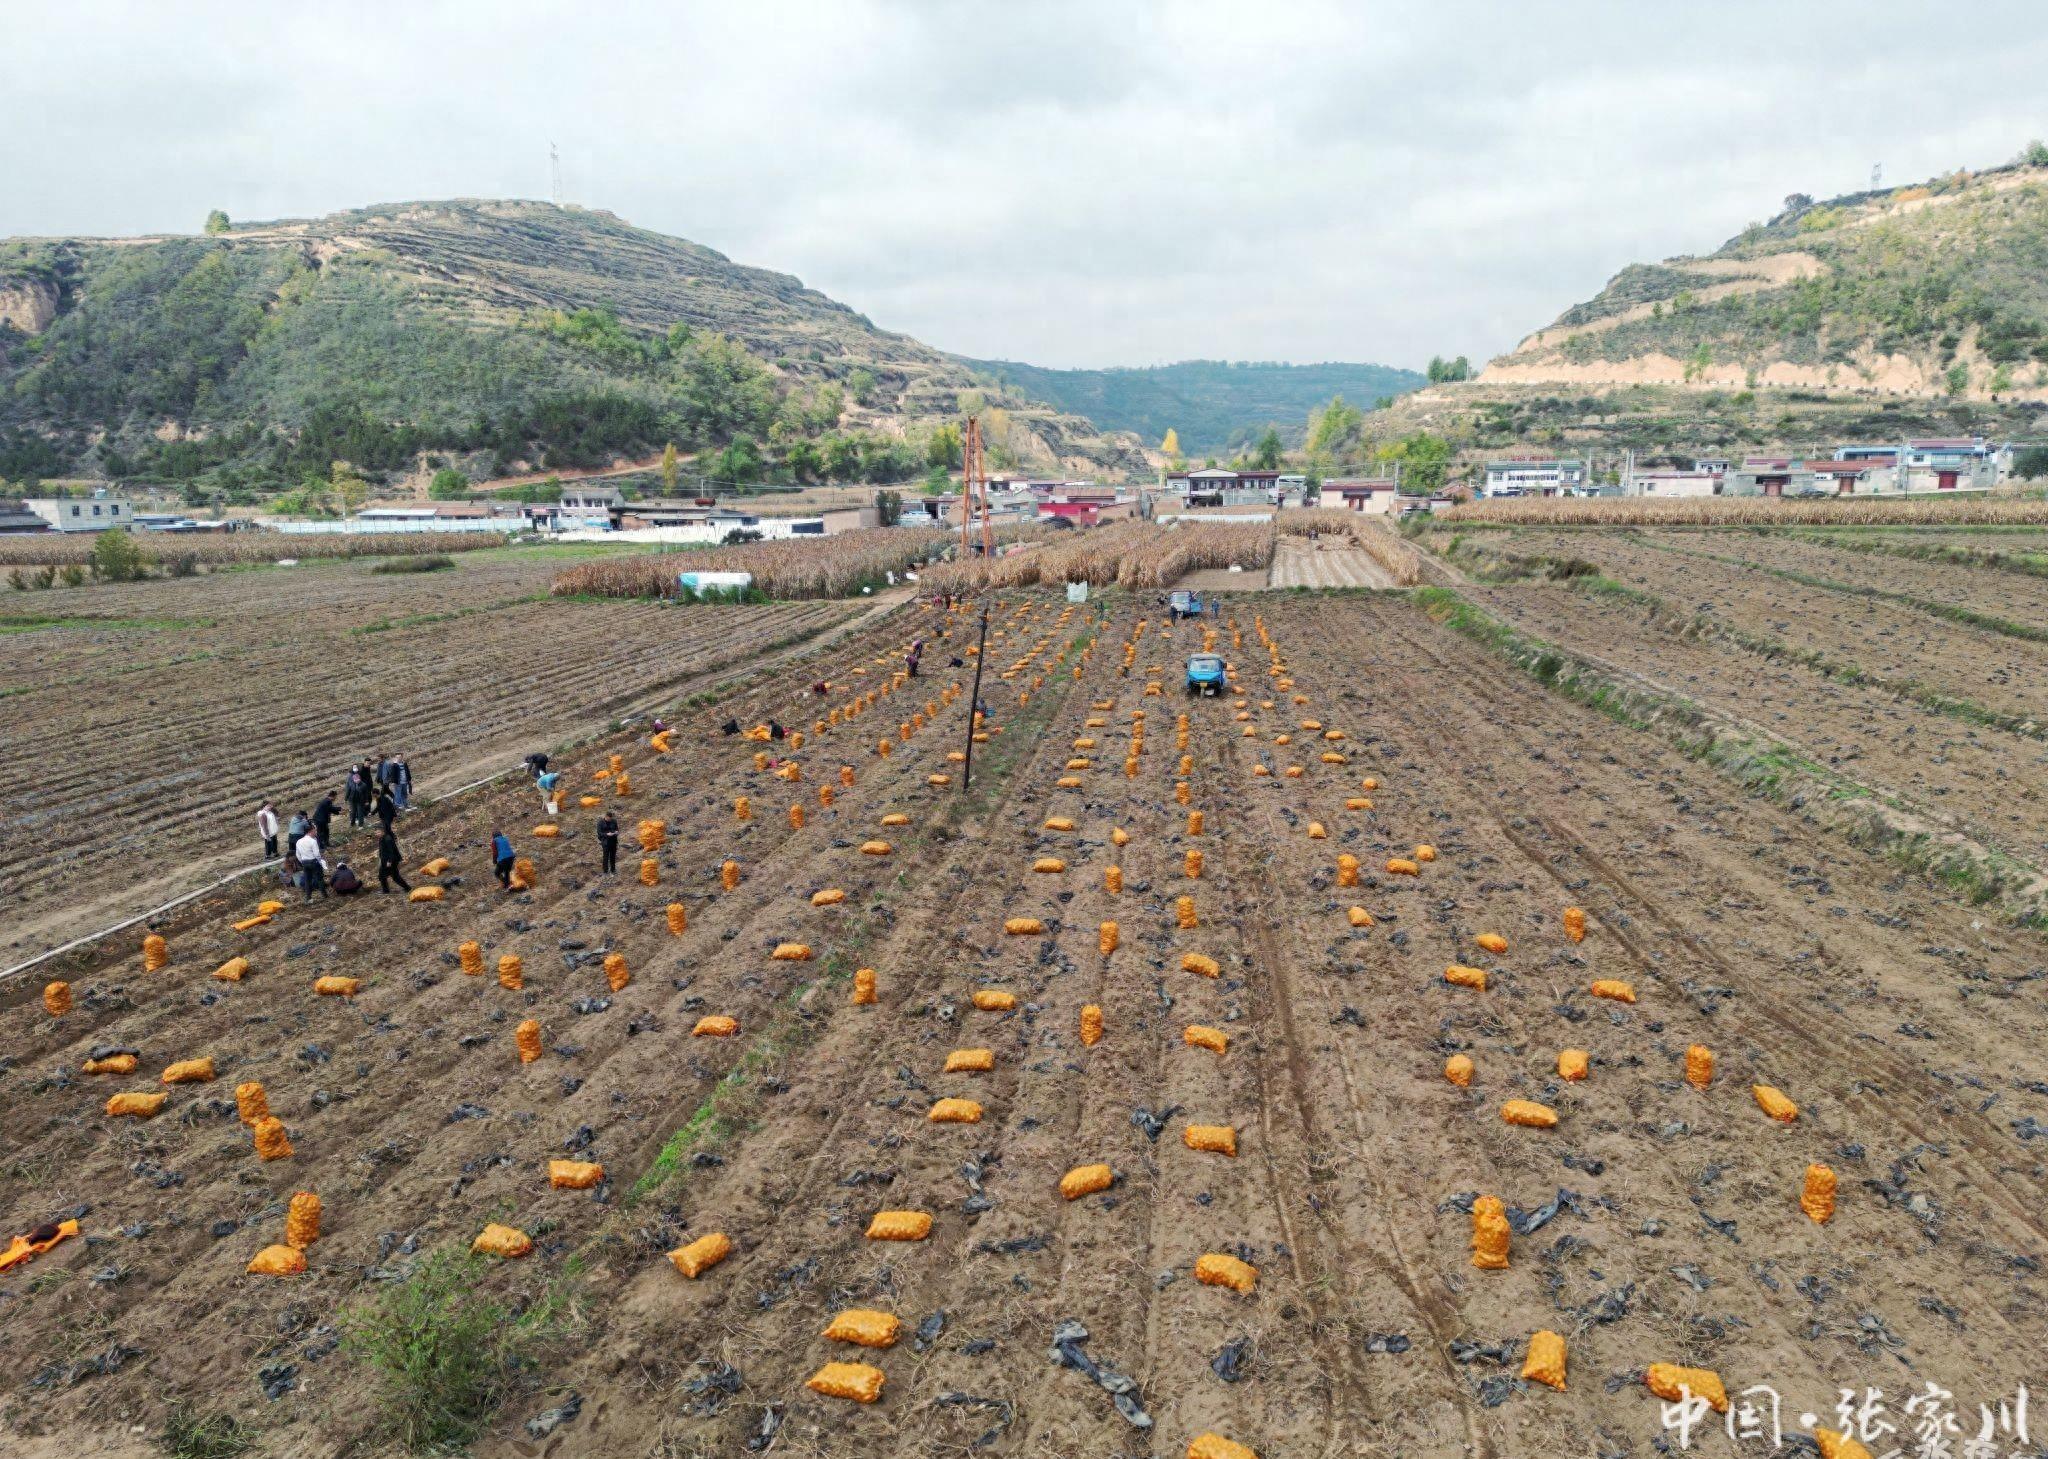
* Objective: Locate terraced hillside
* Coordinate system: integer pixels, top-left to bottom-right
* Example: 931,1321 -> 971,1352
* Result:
0,200 -> 1143,487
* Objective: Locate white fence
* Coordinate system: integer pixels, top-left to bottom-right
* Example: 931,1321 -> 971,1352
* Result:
256,517 -> 527,536
553,519 -> 828,546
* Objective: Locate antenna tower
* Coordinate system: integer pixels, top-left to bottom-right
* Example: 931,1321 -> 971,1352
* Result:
550,143 -> 562,205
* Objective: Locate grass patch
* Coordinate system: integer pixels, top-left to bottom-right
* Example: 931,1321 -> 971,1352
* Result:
0,614 -> 212,633
159,1409 -> 252,1459
340,1247 -> 571,1452
371,554 -> 457,574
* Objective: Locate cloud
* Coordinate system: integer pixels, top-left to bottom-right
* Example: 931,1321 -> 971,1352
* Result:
5,0 -> 2046,370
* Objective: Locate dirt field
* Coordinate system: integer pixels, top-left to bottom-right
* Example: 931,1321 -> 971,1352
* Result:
1181,537 -> 1400,591
1,553 -> 878,965
4,566 -> 2045,1459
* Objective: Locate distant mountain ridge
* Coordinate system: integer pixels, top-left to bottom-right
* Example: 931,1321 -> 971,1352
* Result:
0,199 -> 1143,488
959,357 -> 1426,454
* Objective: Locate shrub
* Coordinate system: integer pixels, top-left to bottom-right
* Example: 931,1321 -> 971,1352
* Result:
342,1249 -> 536,1452
371,554 -> 456,574
160,1407 -> 251,1459
89,529 -> 150,582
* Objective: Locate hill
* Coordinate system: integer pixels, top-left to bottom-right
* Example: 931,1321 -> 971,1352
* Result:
958,357 -> 1424,455
1364,149 -> 2048,476
0,199 -> 1144,494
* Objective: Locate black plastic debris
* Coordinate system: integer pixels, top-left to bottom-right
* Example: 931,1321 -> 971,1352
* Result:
259,1363 -> 298,1401
1130,1104 -> 1181,1141
745,1404 -> 784,1452
915,1312 -> 947,1352
1211,1335 -> 1253,1383
1508,1188 -> 1582,1236
525,1392 -> 582,1438
1363,1332 -> 1411,1354
1049,1320 -> 1151,1429
683,1362 -> 744,1418
934,1391 -> 1015,1448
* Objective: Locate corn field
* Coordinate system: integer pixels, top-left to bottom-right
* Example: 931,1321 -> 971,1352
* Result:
1437,493 -> 2048,528
552,527 -> 949,600
0,528 -> 509,567
924,519 -> 1275,592
1276,507 -> 1423,585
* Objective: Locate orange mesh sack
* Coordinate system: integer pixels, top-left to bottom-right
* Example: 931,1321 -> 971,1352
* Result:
720,859 -> 739,890
1414,845 -> 1436,862
1646,1363 -> 1728,1413
1801,1163 -> 1836,1223
459,940 -> 484,976
1032,857 -> 1066,874
1589,979 -> 1635,1003
859,840 -> 892,856
1444,1054 -> 1473,1087
1184,1124 -> 1237,1156
473,1223 -> 534,1259
1385,858 -> 1419,877
253,1116 -> 293,1160
1522,1329 -> 1567,1391
771,943 -> 813,961
823,1308 -> 900,1348
1004,917 -> 1044,936
496,954 -> 523,991
1306,821 -> 1327,840
1558,1049 -> 1589,1081
1501,1100 -> 1558,1129
247,1244 -> 306,1277
928,1097 -> 983,1124
667,1231 -> 731,1278
852,968 -> 878,1005
944,1049 -> 994,1074
1443,965 -> 1487,991
1185,1025 -> 1228,1055
42,981 -> 70,1016
235,1081 -> 269,1126
1182,953 -> 1220,978
1475,933 -> 1508,955
1098,921 -> 1119,955
811,888 -> 846,906
516,1019 -> 543,1063
604,952 -> 630,991
667,903 -> 688,935
420,858 -> 451,877
83,1053 -> 138,1075
142,933 -> 169,972
1060,1163 -> 1113,1200
1337,854 -> 1359,887
314,976 -> 360,997
693,1015 -> 739,1037
408,886 -> 445,903
972,990 -> 1016,1011
1472,1196 -> 1510,1269
1105,866 -> 1123,894
230,913 -> 270,932
865,1210 -> 932,1241
286,1191 -> 321,1250
1562,907 -> 1587,943
639,858 -> 661,887
1685,1044 -> 1714,1089
1194,1252 -> 1257,1292
806,1361 -> 885,1404
549,1159 -> 604,1190
1080,1005 -> 1103,1047
509,857 -> 537,890
1176,894 -> 1198,929
1347,906 -> 1374,928
213,957 -> 250,982
1184,848 -> 1204,878
1188,1434 -> 1259,1459
1752,1084 -> 1799,1123
107,1091 -> 166,1119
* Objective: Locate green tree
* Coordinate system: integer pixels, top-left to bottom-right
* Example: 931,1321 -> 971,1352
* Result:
330,460 -> 371,516
203,209 -> 230,235
875,488 -> 903,526
1306,395 -> 1365,457
2013,445 -> 2048,480
428,467 -> 470,500
824,434 -> 864,482
783,438 -> 823,483
1683,343 -> 1713,383
1251,427 -> 1283,469
847,368 -> 878,407
1945,362 -> 1970,396
660,442 -> 679,493
711,434 -> 763,485
923,464 -> 951,494
90,528 -> 148,581
1161,427 -> 1180,458
2021,139 -> 2048,167
926,422 -> 964,470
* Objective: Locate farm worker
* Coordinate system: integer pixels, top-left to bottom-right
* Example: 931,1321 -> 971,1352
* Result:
768,720 -> 786,740
377,827 -> 410,894
492,831 -> 515,889
256,803 -> 280,860
395,757 -> 413,809
596,812 -> 620,875
311,793 -> 338,850
906,639 -> 924,677
331,860 -> 363,896
295,828 -> 329,901
345,769 -> 371,828
524,752 -> 550,779
377,753 -> 399,795
537,769 -> 562,816
375,789 -> 398,833
286,809 -> 309,847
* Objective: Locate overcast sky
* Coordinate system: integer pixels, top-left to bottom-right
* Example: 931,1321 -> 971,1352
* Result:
8,1 -> 2045,370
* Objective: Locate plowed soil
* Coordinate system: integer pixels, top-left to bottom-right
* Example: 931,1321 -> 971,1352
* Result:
1,554 -> 874,965
3,588 -> 2044,1459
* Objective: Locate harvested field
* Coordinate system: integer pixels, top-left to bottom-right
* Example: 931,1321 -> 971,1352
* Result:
0,553 -> 878,963
3,561 -> 2045,1459
0,529 -> 512,569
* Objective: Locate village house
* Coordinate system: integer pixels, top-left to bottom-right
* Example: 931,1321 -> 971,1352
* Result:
1322,477 -> 1401,514
1481,457 -> 1587,496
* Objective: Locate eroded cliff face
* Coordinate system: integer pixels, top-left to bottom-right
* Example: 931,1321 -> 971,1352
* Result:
0,276 -> 59,335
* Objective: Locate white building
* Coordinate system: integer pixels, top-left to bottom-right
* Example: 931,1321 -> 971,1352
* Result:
1627,471 -> 1718,498
1481,458 -> 1586,496
25,496 -> 133,532
1323,478 -> 1402,514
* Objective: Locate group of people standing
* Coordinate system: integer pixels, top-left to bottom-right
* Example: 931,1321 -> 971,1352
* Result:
256,753 -> 415,902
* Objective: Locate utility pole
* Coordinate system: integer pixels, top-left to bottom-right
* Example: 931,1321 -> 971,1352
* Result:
550,143 -> 562,206
959,416 -> 993,793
